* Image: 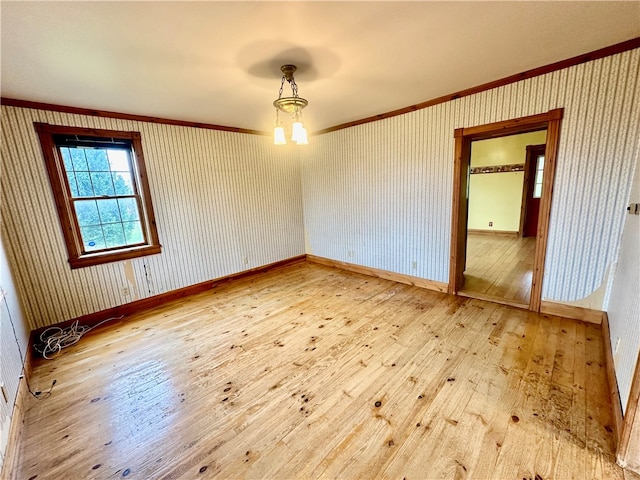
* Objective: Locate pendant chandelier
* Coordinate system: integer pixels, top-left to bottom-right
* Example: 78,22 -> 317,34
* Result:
273,64 -> 308,145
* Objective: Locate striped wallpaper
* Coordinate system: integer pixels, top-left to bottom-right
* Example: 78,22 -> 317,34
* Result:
0,237 -> 28,470
302,48 -> 640,308
1,108 -> 305,331
608,155 -> 640,414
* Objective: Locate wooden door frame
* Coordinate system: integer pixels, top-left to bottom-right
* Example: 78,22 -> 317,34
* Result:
448,108 -> 563,312
618,350 -> 640,471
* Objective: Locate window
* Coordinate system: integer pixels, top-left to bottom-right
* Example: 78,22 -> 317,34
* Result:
533,154 -> 545,198
35,123 -> 161,268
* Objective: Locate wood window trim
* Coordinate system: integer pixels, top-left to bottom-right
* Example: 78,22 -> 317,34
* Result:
35,123 -> 161,268
448,108 -> 563,312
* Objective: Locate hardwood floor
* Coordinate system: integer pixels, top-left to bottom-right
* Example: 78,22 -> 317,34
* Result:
10,262 -> 622,479
462,233 -> 536,307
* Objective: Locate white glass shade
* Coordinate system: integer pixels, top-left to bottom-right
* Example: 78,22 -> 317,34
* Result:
274,126 -> 287,145
295,126 -> 308,145
291,122 -> 304,142
291,122 -> 308,145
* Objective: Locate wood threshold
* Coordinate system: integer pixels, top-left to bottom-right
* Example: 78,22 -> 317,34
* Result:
467,229 -> 519,237
457,290 -> 529,310
31,255 -> 307,340
306,255 -> 448,293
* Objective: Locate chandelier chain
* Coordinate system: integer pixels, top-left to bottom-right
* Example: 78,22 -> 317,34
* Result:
290,79 -> 299,98
278,76 -> 285,100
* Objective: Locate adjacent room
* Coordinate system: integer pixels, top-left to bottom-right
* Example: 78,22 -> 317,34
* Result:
1,2 -> 639,479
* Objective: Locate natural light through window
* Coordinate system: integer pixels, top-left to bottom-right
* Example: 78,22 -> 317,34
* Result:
36,123 -> 161,268
62,147 -> 144,251
533,155 -> 544,198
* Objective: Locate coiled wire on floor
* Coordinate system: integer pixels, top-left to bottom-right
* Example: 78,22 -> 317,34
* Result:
34,316 -> 123,359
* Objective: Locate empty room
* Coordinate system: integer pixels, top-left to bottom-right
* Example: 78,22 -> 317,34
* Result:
1,2 -> 639,479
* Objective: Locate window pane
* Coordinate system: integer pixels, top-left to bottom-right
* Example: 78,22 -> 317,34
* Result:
534,168 -> 544,187
70,148 -> 88,171
118,197 -> 140,222
532,155 -> 544,199
103,223 -> 126,248
75,172 -> 94,197
96,199 -> 121,223
74,200 -> 101,226
533,183 -> 543,198
91,172 -> 115,196
107,150 -> 131,171
80,225 -> 106,251
61,147 -> 73,172
66,171 -> 79,197
85,149 -> 110,171
113,172 -> 134,195
123,221 -> 144,245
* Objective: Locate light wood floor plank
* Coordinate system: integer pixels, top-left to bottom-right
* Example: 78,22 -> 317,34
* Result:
463,233 -> 536,306
10,262 -> 623,479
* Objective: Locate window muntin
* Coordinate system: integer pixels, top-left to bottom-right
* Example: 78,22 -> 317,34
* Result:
36,123 -> 161,268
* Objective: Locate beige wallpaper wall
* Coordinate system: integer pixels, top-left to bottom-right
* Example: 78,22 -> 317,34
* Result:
1,108 -> 305,331
302,49 -> 640,310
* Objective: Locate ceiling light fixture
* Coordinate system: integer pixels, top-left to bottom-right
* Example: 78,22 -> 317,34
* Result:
273,64 -> 308,145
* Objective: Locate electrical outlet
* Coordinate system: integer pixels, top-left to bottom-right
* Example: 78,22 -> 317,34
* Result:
243,257 -> 248,265
412,261 -> 417,270
489,222 -> 493,227
122,286 -> 130,297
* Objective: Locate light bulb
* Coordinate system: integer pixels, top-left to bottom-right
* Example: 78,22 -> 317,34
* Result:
274,126 -> 286,145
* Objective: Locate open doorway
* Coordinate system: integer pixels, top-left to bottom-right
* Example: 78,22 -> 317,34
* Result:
462,132 -> 546,307
448,109 -> 563,312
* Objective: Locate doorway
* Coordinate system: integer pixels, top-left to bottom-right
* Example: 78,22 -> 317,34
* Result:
448,109 -> 564,312
463,133 -> 546,307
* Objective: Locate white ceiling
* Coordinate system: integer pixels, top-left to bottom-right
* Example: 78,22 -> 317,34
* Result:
2,2 -> 639,133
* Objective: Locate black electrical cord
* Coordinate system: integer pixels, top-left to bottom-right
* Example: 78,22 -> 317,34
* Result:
2,292 -> 56,399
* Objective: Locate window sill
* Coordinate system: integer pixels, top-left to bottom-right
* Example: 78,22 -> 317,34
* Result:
69,244 -> 161,269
